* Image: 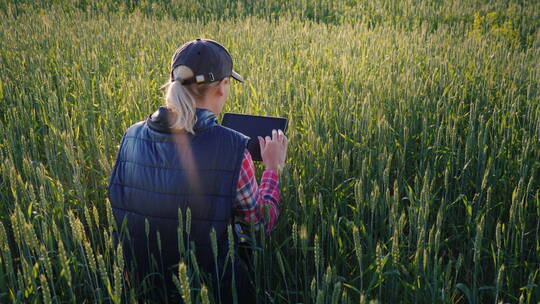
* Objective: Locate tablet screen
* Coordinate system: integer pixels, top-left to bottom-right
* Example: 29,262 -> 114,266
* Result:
221,113 -> 288,161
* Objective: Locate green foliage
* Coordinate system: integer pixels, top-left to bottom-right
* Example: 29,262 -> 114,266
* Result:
469,12 -> 521,46
0,0 -> 539,303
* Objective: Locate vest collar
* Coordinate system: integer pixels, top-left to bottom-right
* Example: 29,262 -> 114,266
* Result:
147,106 -> 218,133
194,108 -> 218,132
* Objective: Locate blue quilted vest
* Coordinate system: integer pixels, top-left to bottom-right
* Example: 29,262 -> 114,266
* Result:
108,107 -> 248,294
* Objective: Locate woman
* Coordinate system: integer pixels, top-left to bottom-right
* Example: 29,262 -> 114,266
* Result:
108,38 -> 288,303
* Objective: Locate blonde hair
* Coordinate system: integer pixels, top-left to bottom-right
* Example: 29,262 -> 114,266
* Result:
163,66 -> 219,134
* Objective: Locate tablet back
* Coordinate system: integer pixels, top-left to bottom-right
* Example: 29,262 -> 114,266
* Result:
221,113 -> 288,161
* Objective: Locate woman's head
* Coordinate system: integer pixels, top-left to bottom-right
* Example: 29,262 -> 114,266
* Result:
162,39 -> 243,133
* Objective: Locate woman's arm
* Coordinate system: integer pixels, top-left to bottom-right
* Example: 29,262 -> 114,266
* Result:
233,150 -> 280,233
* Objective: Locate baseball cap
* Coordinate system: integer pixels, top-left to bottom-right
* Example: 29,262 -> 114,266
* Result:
168,38 -> 243,85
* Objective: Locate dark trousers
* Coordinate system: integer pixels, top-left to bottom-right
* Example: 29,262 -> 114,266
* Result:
123,247 -> 256,303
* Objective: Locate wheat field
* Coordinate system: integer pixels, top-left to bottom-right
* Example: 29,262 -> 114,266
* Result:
0,0 -> 539,303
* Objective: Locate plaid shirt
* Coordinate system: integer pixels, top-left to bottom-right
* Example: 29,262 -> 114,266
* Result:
234,150 -> 280,233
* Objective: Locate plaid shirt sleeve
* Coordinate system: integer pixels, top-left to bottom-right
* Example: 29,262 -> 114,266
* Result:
233,149 -> 280,233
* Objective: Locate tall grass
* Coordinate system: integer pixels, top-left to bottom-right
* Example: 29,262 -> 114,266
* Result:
0,1 -> 539,302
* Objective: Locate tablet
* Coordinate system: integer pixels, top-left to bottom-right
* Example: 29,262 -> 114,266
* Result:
221,113 -> 288,161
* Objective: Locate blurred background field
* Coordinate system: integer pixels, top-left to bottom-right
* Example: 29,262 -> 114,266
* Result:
0,0 -> 539,303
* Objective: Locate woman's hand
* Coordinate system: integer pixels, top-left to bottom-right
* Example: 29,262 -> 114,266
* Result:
258,129 -> 288,174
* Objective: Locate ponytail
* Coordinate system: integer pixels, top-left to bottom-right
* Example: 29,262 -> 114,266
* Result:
163,65 -> 219,134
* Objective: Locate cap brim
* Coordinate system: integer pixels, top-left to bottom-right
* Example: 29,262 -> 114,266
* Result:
231,70 -> 244,82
